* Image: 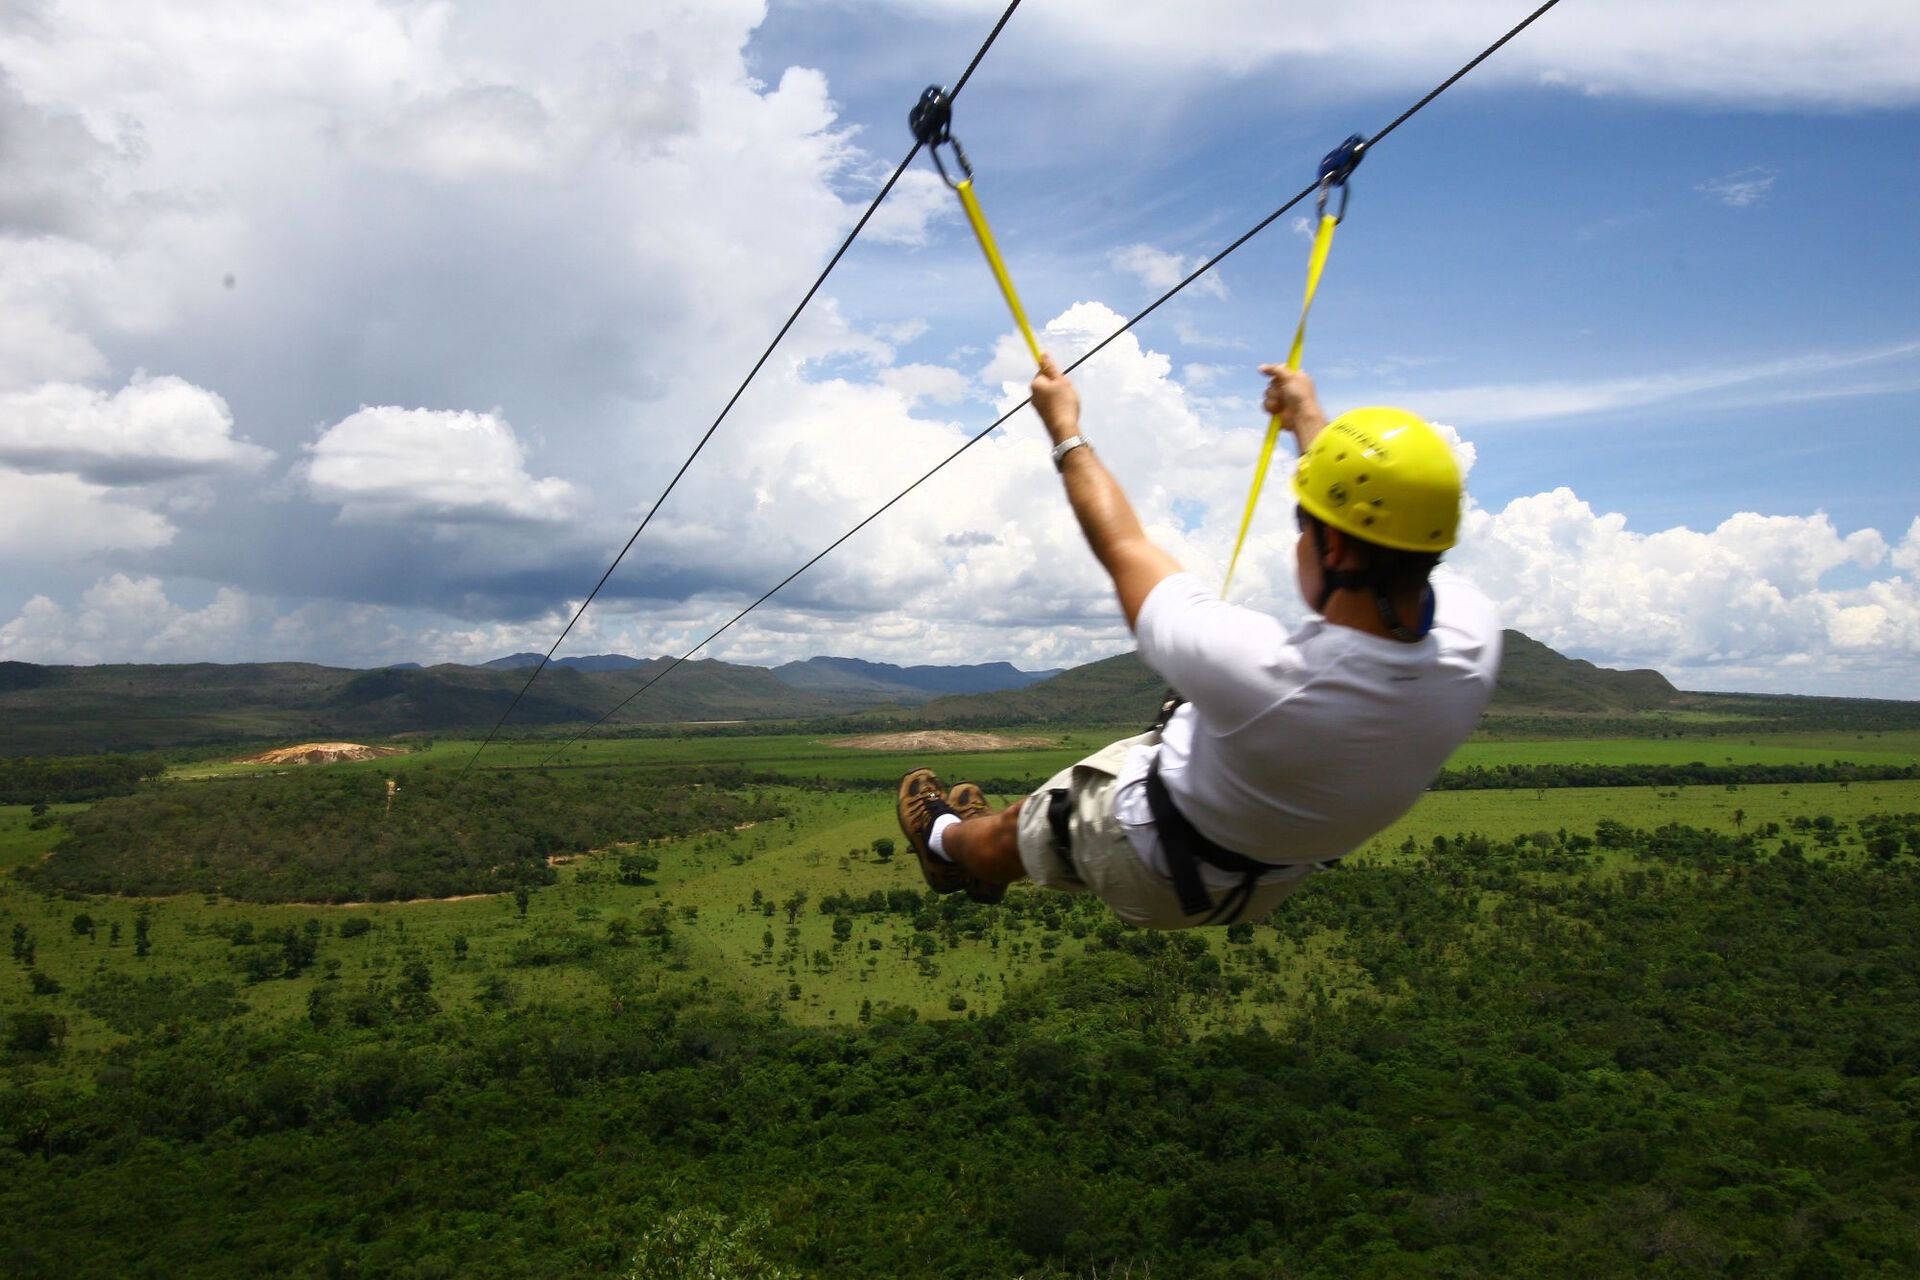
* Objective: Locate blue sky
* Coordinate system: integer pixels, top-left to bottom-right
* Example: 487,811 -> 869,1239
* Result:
0,1 -> 1916,696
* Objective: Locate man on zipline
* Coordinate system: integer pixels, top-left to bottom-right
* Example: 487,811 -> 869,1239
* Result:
896,356 -> 1501,928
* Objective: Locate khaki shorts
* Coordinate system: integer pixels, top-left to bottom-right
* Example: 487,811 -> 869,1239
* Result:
1015,732 -> 1318,931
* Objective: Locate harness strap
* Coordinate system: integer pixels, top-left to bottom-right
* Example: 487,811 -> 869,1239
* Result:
1144,757 -> 1274,925
1221,211 -> 1341,601
1313,522 -> 1436,642
953,179 -> 1042,367
1044,787 -> 1077,881
911,86 -> 1043,369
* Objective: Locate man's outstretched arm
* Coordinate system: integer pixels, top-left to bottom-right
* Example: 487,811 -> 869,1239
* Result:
1030,354 -> 1182,631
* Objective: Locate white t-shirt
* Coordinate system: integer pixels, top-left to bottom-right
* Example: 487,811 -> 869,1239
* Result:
1114,566 -> 1502,887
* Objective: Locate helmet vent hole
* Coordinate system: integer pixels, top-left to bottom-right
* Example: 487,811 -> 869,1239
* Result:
1362,516 -> 1375,526
1357,473 -> 1369,484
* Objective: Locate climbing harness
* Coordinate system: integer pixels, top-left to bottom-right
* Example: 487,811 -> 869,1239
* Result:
1220,133 -> 1368,599
910,86 -> 1044,367
1038,741 -> 1280,925
1129,693 -> 1340,923
1146,756 -> 1287,924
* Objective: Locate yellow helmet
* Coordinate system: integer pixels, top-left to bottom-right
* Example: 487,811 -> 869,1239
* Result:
1290,407 -> 1460,553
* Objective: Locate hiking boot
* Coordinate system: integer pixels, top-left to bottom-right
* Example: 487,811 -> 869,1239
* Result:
946,782 -> 992,820
897,768 -> 968,895
946,782 -> 1008,905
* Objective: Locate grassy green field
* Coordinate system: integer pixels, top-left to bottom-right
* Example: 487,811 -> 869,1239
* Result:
9,727 -> 1916,1045
6,716 -> 1913,1047
1370,778 -> 1919,856
167,729 -> 1117,786
1444,730 -> 1920,768
167,725 -> 1920,785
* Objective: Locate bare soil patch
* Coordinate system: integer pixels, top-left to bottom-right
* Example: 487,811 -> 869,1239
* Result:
238,742 -> 407,766
827,730 -> 1057,752
321,892 -> 496,908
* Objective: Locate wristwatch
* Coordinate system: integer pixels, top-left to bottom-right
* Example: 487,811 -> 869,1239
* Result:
1050,435 -> 1090,471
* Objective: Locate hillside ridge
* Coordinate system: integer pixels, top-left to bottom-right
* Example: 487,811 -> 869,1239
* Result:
3,635 -> 1915,754
771,655 -> 1062,705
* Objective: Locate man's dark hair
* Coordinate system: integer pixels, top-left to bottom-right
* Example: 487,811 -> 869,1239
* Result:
1298,507 -> 1441,639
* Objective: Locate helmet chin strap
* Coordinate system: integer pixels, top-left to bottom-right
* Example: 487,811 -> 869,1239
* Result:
1311,521 -> 1434,642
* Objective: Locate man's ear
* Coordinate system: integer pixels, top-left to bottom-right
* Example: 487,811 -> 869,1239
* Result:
1320,525 -> 1374,573
1319,525 -> 1347,570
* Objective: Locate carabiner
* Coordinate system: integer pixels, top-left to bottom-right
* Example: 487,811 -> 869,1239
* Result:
1316,178 -> 1350,223
908,85 -> 973,190
1314,133 -> 1368,223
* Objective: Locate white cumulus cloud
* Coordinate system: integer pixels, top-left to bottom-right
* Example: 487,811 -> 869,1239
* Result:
0,238 -> 114,392
861,169 -> 957,247
0,0 -> 451,116
1454,491 -> 1920,690
0,374 -> 271,483
0,574 -> 258,664
0,70 -> 113,239
0,469 -> 176,559
628,300 -> 1292,668
1109,243 -> 1226,300
1892,517 -> 1920,575
302,406 -> 577,524
346,83 -> 554,180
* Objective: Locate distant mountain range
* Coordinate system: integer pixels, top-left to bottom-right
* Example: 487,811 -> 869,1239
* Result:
477,652 -> 1062,705
771,656 -> 1062,704
480,653 -> 649,673
3,635 -> 1917,756
1491,631 -> 1678,713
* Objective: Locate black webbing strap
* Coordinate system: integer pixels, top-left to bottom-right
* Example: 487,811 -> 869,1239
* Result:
1045,788 -> 1075,875
1306,515 -> 1437,643
1145,757 -> 1274,924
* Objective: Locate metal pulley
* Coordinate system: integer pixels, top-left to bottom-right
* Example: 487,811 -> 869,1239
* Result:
909,85 -> 974,189
1315,133 -> 1369,222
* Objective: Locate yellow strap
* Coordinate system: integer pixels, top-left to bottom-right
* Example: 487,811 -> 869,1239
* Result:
956,179 -> 1043,367
1220,212 -> 1339,598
